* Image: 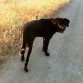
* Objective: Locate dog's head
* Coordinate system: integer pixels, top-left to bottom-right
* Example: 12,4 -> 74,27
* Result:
52,18 -> 70,33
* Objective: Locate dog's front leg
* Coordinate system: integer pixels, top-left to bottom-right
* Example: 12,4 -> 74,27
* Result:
42,38 -> 50,56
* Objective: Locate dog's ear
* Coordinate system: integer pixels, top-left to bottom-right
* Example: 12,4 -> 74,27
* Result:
52,19 -> 57,25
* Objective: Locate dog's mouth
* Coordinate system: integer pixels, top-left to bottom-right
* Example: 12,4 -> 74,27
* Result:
60,30 -> 65,33
57,29 -> 65,33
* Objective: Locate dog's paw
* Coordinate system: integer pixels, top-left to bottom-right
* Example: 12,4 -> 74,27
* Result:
24,66 -> 28,72
45,52 -> 50,56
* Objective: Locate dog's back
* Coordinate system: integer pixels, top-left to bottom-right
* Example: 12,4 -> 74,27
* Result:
23,19 -> 57,38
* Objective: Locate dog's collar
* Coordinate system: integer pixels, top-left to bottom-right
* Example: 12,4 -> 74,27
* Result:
57,23 -> 64,30
52,21 -> 64,30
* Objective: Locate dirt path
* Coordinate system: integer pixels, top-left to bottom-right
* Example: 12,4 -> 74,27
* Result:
0,0 -> 83,83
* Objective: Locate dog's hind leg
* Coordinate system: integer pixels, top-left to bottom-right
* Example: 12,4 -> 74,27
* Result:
24,39 -> 34,72
24,45 -> 32,72
20,37 -> 26,61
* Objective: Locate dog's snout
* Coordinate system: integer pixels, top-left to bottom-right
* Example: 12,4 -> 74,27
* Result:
67,24 -> 69,27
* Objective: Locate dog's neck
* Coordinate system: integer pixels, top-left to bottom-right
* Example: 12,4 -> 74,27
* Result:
57,23 -> 64,30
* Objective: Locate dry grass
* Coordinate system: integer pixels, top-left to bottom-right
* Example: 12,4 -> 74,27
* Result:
0,0 -> 70,64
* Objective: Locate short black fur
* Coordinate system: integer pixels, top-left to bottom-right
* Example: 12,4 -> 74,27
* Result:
20,18 -> 70,72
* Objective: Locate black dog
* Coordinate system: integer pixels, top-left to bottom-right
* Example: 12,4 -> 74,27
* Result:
20,18 -> 70,72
